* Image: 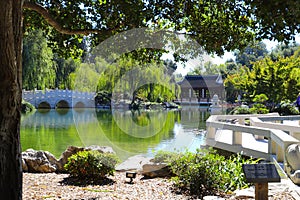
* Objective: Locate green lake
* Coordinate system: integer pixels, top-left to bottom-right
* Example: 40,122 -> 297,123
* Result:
21,108 -> 210,161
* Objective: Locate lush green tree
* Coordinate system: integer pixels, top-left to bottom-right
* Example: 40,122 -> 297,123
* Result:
225,59 -> 239,74
1,0 -> 300,198
22,29 -> 56,90
225,55 -> 300,104
270,43 -> 299,61
95,55 -> 176,102
188,61 -> 226,75
54,56 -> 80,89
234,41 -> 268,69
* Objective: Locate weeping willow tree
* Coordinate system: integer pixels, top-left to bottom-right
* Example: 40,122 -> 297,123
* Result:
96,55 -> 177,102
22,29 -> 56,90
1,0 -> 300,197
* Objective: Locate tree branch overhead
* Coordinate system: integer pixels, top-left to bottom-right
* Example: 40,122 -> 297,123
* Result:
23,1 -> 116,36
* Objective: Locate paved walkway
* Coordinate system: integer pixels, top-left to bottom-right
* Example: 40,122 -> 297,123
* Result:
231,178 -> 300,199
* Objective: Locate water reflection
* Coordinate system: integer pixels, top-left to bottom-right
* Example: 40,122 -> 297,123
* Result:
21,107 -> 210,160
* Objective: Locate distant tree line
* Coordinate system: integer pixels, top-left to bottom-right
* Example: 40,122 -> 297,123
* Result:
188,41 -> 300,105
22,29 -> 80,90
22,29 -> 178,103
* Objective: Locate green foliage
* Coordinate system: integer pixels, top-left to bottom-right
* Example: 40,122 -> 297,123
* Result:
95,55 -> 177,102
189,61 -> 226,75
249,94 -> 269,114
226,53 -> 300,104
249,104 -> 269,114
23,0 -> 300,60
95,91 -> 111,106
21,100 -> 35,114
54,56 -> 79,90
272,101 -> 300,116
234,41 -> 268,69
270,43 -> 299,61
229,105 -> 251,115
22,29 -> 56,90
168,149 -> 258,197
64,151 -> 120,179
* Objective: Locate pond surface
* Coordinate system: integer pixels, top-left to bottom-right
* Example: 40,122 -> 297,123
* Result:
21,107 -> 210,160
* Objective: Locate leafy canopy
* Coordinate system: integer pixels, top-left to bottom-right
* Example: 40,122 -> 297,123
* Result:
23,0 -> 300,59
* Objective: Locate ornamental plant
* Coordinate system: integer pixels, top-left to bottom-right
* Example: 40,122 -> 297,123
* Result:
64,150 -> 120,179
167,148 -> 258,198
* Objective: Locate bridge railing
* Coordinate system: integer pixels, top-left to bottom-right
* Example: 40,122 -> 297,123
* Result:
250,115 -> 300,140
206,113 -> 299,171
22,89 -> 95,100
22,89 -> 96,108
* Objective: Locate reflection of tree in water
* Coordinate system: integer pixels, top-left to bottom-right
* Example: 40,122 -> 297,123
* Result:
131,110 -> 151,127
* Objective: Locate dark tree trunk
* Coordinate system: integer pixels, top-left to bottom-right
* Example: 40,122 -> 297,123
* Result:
0,0 -> 23,199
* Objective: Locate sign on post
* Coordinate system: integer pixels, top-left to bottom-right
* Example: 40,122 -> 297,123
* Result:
242,163 -> 281,200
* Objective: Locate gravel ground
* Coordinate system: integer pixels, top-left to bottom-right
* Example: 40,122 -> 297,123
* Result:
23,172 -> 188,200
23,172 -> 296,200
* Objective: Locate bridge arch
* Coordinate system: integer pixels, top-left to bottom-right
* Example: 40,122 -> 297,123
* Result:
55,100 -> 70,109
22,89 -> 96,109
37,101 -> 51,109
73,101 -> 85,108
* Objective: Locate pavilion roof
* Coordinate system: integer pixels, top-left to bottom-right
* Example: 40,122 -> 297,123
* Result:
177,74 -> 223,88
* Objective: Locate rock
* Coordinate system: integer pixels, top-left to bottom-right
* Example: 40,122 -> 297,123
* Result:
116,155 -> 152,172
22,149 -> 59,173
286,144 -> 300,171
203,196 -> 225,200
84,145 -> 115,154
116,155 -> 173,178
285,144 -> 300,184
141,163 -> 171,178
57,145 -> 116,172
22,158 -> 28,172
22,145 -> 117,173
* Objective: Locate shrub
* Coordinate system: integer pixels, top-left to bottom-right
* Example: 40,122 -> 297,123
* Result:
272,101 -> 299,115
249,103 -> 269,114
64,150 -> 120,179
21,99 -> 35,114
229,106 -> 251,114
168,149 -> 258,198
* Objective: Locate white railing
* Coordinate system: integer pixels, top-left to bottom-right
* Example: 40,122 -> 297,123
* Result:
22,89 -> 95,100
250,116 -> 300,140
22,89 -> 96,108
206,113 -> 299,171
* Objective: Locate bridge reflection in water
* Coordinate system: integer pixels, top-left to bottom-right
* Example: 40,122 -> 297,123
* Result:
21,108 -> 210,161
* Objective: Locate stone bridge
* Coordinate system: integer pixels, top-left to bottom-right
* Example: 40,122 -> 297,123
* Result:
22,89 -> 96,109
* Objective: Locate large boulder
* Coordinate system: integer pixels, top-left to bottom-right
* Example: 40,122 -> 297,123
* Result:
116,155 -> 152,172
141,163 -> 171,178
22,145 -> 116,173
116,154 -> 173,178
22,149 -> 59,173
57,145 -> 116,172
285,143 -> 300,184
